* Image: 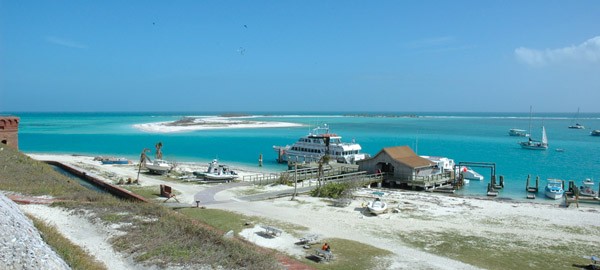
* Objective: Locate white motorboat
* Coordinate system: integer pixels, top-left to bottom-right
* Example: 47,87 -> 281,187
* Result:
520,126 -> 548,150
457,166 -> 484,181
508,128 -> 529,137
591,130 -> 600,136
366,198 -> 388,215
274,124 -> 368,164
544,179 -> 564,200
579,179 -> 598,197
193,159 -> 238,181
145,159 -> 171,175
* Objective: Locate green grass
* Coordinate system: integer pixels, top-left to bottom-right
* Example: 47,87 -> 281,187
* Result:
178,208 -> 392,269
29,215 -> 107,270
178,208 -> 308,235
1,147 -> 283,269
0,147 -> 102,201
121,185 -> 163,200
396,230 -> 597,270
307,238 -> 393,270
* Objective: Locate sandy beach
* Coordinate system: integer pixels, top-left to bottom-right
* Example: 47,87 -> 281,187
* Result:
132,116 -> 303,133
20,153 -> 600,269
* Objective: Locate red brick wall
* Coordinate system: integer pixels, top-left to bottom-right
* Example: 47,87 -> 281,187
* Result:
0,117 -> 20,150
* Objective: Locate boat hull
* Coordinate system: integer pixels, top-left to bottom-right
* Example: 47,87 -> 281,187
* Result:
544,191 -> 563,200
366,200 -> 387,215
519,142 -> 548,150
101,159 -> 129,165
203,174 -> 237,181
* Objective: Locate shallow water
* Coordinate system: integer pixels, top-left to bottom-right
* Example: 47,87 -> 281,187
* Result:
11,111 -> 600,200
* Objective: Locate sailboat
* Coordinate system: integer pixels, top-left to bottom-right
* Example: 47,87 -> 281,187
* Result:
568,108 -> 585,129
519,126 -> 548,150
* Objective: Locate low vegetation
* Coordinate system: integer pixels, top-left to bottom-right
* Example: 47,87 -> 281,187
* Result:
28,215 -> 107,270
397,230 -> 596,270
306,238 -> 393,270
310,182 -> 351,199
0,146 -> 281,269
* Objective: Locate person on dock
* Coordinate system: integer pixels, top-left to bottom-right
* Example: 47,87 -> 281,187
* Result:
321,242 -> 330,252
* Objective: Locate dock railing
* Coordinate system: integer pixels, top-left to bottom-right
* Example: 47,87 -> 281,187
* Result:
242,165 -> 360,186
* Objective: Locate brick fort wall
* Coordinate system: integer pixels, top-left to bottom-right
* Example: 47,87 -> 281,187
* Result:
0,117 -> 20,150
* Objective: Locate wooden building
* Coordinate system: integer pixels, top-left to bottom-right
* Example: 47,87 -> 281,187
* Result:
357,146 -> 452,189
0,116 -> 20,150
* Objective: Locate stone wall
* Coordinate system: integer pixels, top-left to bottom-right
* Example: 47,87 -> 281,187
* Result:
0,193 -> 70,270
0,117 -> 20,150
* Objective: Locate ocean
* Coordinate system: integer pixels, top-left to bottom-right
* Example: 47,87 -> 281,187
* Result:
9,111 -> 600,201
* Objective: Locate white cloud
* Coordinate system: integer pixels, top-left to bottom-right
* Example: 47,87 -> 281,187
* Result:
515,36 -> 600,66
46,36 -> 87,49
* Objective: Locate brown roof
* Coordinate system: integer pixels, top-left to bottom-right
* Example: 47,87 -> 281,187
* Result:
381,146 -> 435,168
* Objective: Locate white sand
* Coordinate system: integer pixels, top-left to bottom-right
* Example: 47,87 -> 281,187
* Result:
24,153 -> 600,269
132,116 -> 302,133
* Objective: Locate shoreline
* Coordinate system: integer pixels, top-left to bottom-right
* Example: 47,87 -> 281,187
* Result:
18,153 -> 600,269
132,116 -> 303,133
24,152 -> 598,206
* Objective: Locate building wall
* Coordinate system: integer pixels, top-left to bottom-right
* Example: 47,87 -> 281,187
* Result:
358,154 -> 416,180
0,117 -> 20,150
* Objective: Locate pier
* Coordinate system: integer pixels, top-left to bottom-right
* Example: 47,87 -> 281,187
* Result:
242,162 -> 384,192
525,175 -> 539,196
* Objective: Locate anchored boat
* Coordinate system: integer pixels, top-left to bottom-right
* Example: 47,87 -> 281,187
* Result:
520,126 -> 548,150
545,179 -> 564,200
274,124 -> 368,164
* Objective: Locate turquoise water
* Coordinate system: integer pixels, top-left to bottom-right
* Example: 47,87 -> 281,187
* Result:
8,111 -> 600,200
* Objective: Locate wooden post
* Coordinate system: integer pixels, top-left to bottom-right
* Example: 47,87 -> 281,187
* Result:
525,175 -> 530,191
291,163 -> 298,200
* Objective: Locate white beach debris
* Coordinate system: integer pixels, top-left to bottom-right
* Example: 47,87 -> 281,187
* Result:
0,192 -> 70,270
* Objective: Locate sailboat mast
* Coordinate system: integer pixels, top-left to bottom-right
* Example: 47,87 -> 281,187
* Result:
528,106 -> 532,135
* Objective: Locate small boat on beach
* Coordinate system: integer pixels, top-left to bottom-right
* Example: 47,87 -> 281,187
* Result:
145,159 -> 171,175
519,126 -> 548,150
95,156 -> 130,165
366,197 -> 388,215
508,128 -> 529,137
273,124 -> 368,164
545,179 -> 564,200
193,159 -> 238,181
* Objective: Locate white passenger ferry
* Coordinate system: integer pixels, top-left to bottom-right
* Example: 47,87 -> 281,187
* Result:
273,125 -> 368,164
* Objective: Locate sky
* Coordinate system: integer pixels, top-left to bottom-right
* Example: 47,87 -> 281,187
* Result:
1,1 -> 600,113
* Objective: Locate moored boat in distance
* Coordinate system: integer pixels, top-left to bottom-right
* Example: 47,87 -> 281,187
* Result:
457,166 -> 484,181
591,130 -> 600,136
545,179 -> 564,200
273,124 -> 368,164
520,126 -> 548,150
568,108 -> 585,129
508,128 -> 529,137
579,178 -> 598,197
